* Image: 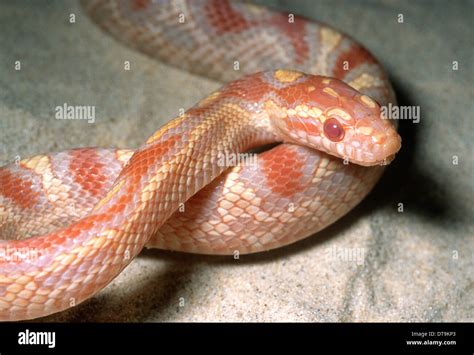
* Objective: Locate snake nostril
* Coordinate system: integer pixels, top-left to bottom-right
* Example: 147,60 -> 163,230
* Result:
323,118 -> 345,142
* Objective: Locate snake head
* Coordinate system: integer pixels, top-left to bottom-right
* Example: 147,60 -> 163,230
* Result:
270,74 -> 401,166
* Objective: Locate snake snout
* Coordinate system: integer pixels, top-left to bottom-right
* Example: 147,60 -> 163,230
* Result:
381,133 -> 402,162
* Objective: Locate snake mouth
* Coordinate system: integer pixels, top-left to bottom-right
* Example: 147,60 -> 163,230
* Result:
381,134 -> 402,160
294,130 -> 400,167
350,138 -> 401,166
384,154 -> 397,165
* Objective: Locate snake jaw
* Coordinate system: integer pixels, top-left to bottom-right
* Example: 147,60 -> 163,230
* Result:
379,133 -> 402,164
340,125 -> 401,166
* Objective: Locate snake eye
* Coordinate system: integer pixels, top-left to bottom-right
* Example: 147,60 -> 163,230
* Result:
324,118 -> 345,142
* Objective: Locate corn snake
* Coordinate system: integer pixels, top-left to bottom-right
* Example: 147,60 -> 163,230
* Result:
0,0 -> 401,321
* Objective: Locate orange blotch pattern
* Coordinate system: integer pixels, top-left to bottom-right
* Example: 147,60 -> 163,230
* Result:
70,148 -> 107,197
205,0 -> 251,33
0,168 -> 39,209
333,44 -> 376,79
119,135 -> 180,181
108,134 -> 181,213
206,74 -> 270,104
261,147 -> 306,197
132,0 -> 150,11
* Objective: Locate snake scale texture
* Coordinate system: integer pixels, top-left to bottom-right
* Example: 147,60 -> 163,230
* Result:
0,0 -> 401,320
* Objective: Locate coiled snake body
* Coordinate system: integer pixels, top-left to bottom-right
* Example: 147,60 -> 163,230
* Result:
0,0 -> 401,320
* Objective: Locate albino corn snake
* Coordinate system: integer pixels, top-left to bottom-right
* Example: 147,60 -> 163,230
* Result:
0,0 -> 401,321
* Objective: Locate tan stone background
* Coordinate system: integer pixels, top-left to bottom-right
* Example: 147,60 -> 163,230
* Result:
0,0 -> 472,321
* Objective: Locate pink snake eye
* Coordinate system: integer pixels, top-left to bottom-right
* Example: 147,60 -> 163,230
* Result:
323,118 -> 345,142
